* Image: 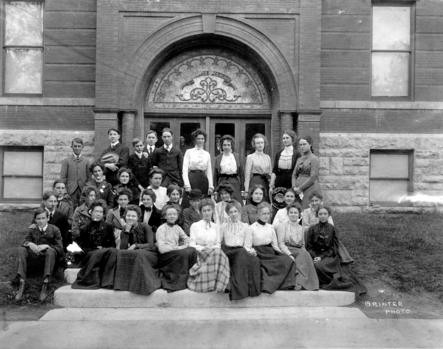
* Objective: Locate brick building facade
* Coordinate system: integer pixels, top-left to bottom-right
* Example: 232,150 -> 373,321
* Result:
0,0 -> 442,211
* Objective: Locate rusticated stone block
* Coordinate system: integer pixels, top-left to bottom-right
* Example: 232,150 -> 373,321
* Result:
329,157 -> 343,175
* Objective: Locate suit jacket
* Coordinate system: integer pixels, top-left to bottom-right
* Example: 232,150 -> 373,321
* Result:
128,153 -> 151,188
151,146 -> 183,186
100,143 -> 130,185
272,148 -> 301,174
120,222 -> 156,250
139,205 -> 162,233
60,155 -> 90,195
23,224 -> 64,256
213,152 -> 244,189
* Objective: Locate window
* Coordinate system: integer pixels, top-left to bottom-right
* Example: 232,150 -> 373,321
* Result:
369,150 -> 413,203
0,147 -> 43,201
371,5 -> 412,97
3,1 -> 43,94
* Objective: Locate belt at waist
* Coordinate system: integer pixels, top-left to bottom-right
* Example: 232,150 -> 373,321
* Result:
189,169 -> 205,173
219,173 -> 238,178
252,173 -> 269,178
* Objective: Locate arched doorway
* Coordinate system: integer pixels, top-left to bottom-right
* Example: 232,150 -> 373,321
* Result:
144,46 -> 274,159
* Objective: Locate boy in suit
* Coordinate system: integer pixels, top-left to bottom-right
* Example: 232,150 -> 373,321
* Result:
99,128 -> 130,186
60,138 -> 90,208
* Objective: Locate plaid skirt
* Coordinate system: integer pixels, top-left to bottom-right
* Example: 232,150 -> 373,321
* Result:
113,249 -> 161,295
187,247 -> 230,293
254,244 -> 298,294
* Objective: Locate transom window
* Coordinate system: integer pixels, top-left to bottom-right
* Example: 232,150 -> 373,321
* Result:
3,1 -> 43,94
371,4 -> 412,97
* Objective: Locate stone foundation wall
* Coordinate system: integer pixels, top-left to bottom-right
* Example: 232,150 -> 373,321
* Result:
1,130 -> 95,194
318,133 -> 443,212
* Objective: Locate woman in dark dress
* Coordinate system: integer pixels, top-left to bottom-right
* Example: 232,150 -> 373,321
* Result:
86,163 -> 114,208
270,130 -> 301,192
220,201 -> 261,301
113,167 -> 141,205
156,205 -> 197,292
250,202 -> 298,294
241,184 -> 266,224
306,206 -> 364,292
113,205 -> 161,295
139,189 -> 162,233
72,201 -> 117,289
291,136 -> 321,209
213,135 -> 244,204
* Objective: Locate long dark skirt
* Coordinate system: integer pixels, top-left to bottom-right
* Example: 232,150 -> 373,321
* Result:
217,175 -> 243,204
254,245 -> 297,294
157,247 -> 197,292
72,248 -> 117,289
113,249 -> 161,295
287,246 -> 319,291
222,245 -> 261,301
182,171 -> 209,208
274,169 -> 293,189
249,174 -> 270,202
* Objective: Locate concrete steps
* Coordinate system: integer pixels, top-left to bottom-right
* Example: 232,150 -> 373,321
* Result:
57,268 -> 356,308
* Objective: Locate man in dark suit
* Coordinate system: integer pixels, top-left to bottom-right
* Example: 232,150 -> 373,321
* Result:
99,128 -> 130,186
16,208 -> 64,302
60,138 -> 91,207
151,128 -> 184,187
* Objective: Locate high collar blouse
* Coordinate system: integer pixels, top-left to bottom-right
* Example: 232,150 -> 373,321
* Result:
250,221 -> 281,252
275,221 -> 304,256
183,147 -> 213,189
189,220 -> 220,251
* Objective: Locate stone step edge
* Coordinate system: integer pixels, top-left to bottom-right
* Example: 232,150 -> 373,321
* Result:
41,307 -> 366,321
54,286 -> 356,308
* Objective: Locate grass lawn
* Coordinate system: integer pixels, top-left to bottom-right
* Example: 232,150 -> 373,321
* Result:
0,210 -> 442,319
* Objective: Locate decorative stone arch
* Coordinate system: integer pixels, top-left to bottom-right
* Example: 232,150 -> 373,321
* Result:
119,15 -> 297,112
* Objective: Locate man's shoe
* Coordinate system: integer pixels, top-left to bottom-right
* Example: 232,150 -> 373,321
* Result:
15,279 -> 25,301
39,282 -> 48,302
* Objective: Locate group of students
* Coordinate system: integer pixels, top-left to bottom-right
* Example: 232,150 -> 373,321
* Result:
14,126 -> 365,302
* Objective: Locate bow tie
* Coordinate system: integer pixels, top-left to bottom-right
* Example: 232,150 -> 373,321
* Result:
142,206 -> 152,213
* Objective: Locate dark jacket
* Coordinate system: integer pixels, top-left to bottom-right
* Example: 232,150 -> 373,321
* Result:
151,146 -> 184,186
139,205 -> 162,233
182,207 -> 201,236
306,222 -> 338,259
113,182 -> 141,205
77,220 -> 115,253
23,224 -> 64,257
120,222 -> 156,250
71,203 -> 91,239
100,143 -> 130,185
272,148 -> 301,174
85,179 -> 114,208
213,152 -> 244,189
128,153 -> 152,188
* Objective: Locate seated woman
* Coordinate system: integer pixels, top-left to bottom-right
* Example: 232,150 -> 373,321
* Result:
187,199 -> 230,293
275,204 -> 319,291
139,189 -> 162,233
182,189 -> 202,236
163,184 -> 184,227
71,186 -> 98,239
113,205 -> 161,295
106,188 -> 132,249
214,183 -> 241,226
86,162 -> 114,208
72,200 -> 117,289
147,168 -> 168,211
306,206 -> 365,295
220,201 -> 261,301
241,184 -> 266,224
272,188 -> 298,228
302,192 -> 354,264
113,167 -> 141,205
53,179 -> 74,224
250,202 -> 298,294
15,208 -> 64,302
156,205 -> 197,292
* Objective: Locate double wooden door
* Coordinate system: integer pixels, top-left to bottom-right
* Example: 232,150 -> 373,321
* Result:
144,116 -> 271,161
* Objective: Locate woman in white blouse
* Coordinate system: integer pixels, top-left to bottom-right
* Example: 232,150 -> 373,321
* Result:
220,201 -> 261,300
244,133 -> 272,203
270,130 -> 301,193
250,202 -> 298,294
213,135 -> 244,204
187,199 -> 230,293
182,129 -> 213,207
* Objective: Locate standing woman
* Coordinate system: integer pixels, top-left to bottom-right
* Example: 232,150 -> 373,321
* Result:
182,129 -> 214,206
244,133 -> 272,203
213,135 -> 243,204
270,130 -> 301,192
187,199 -> 230,293
292,136 -> 321,209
